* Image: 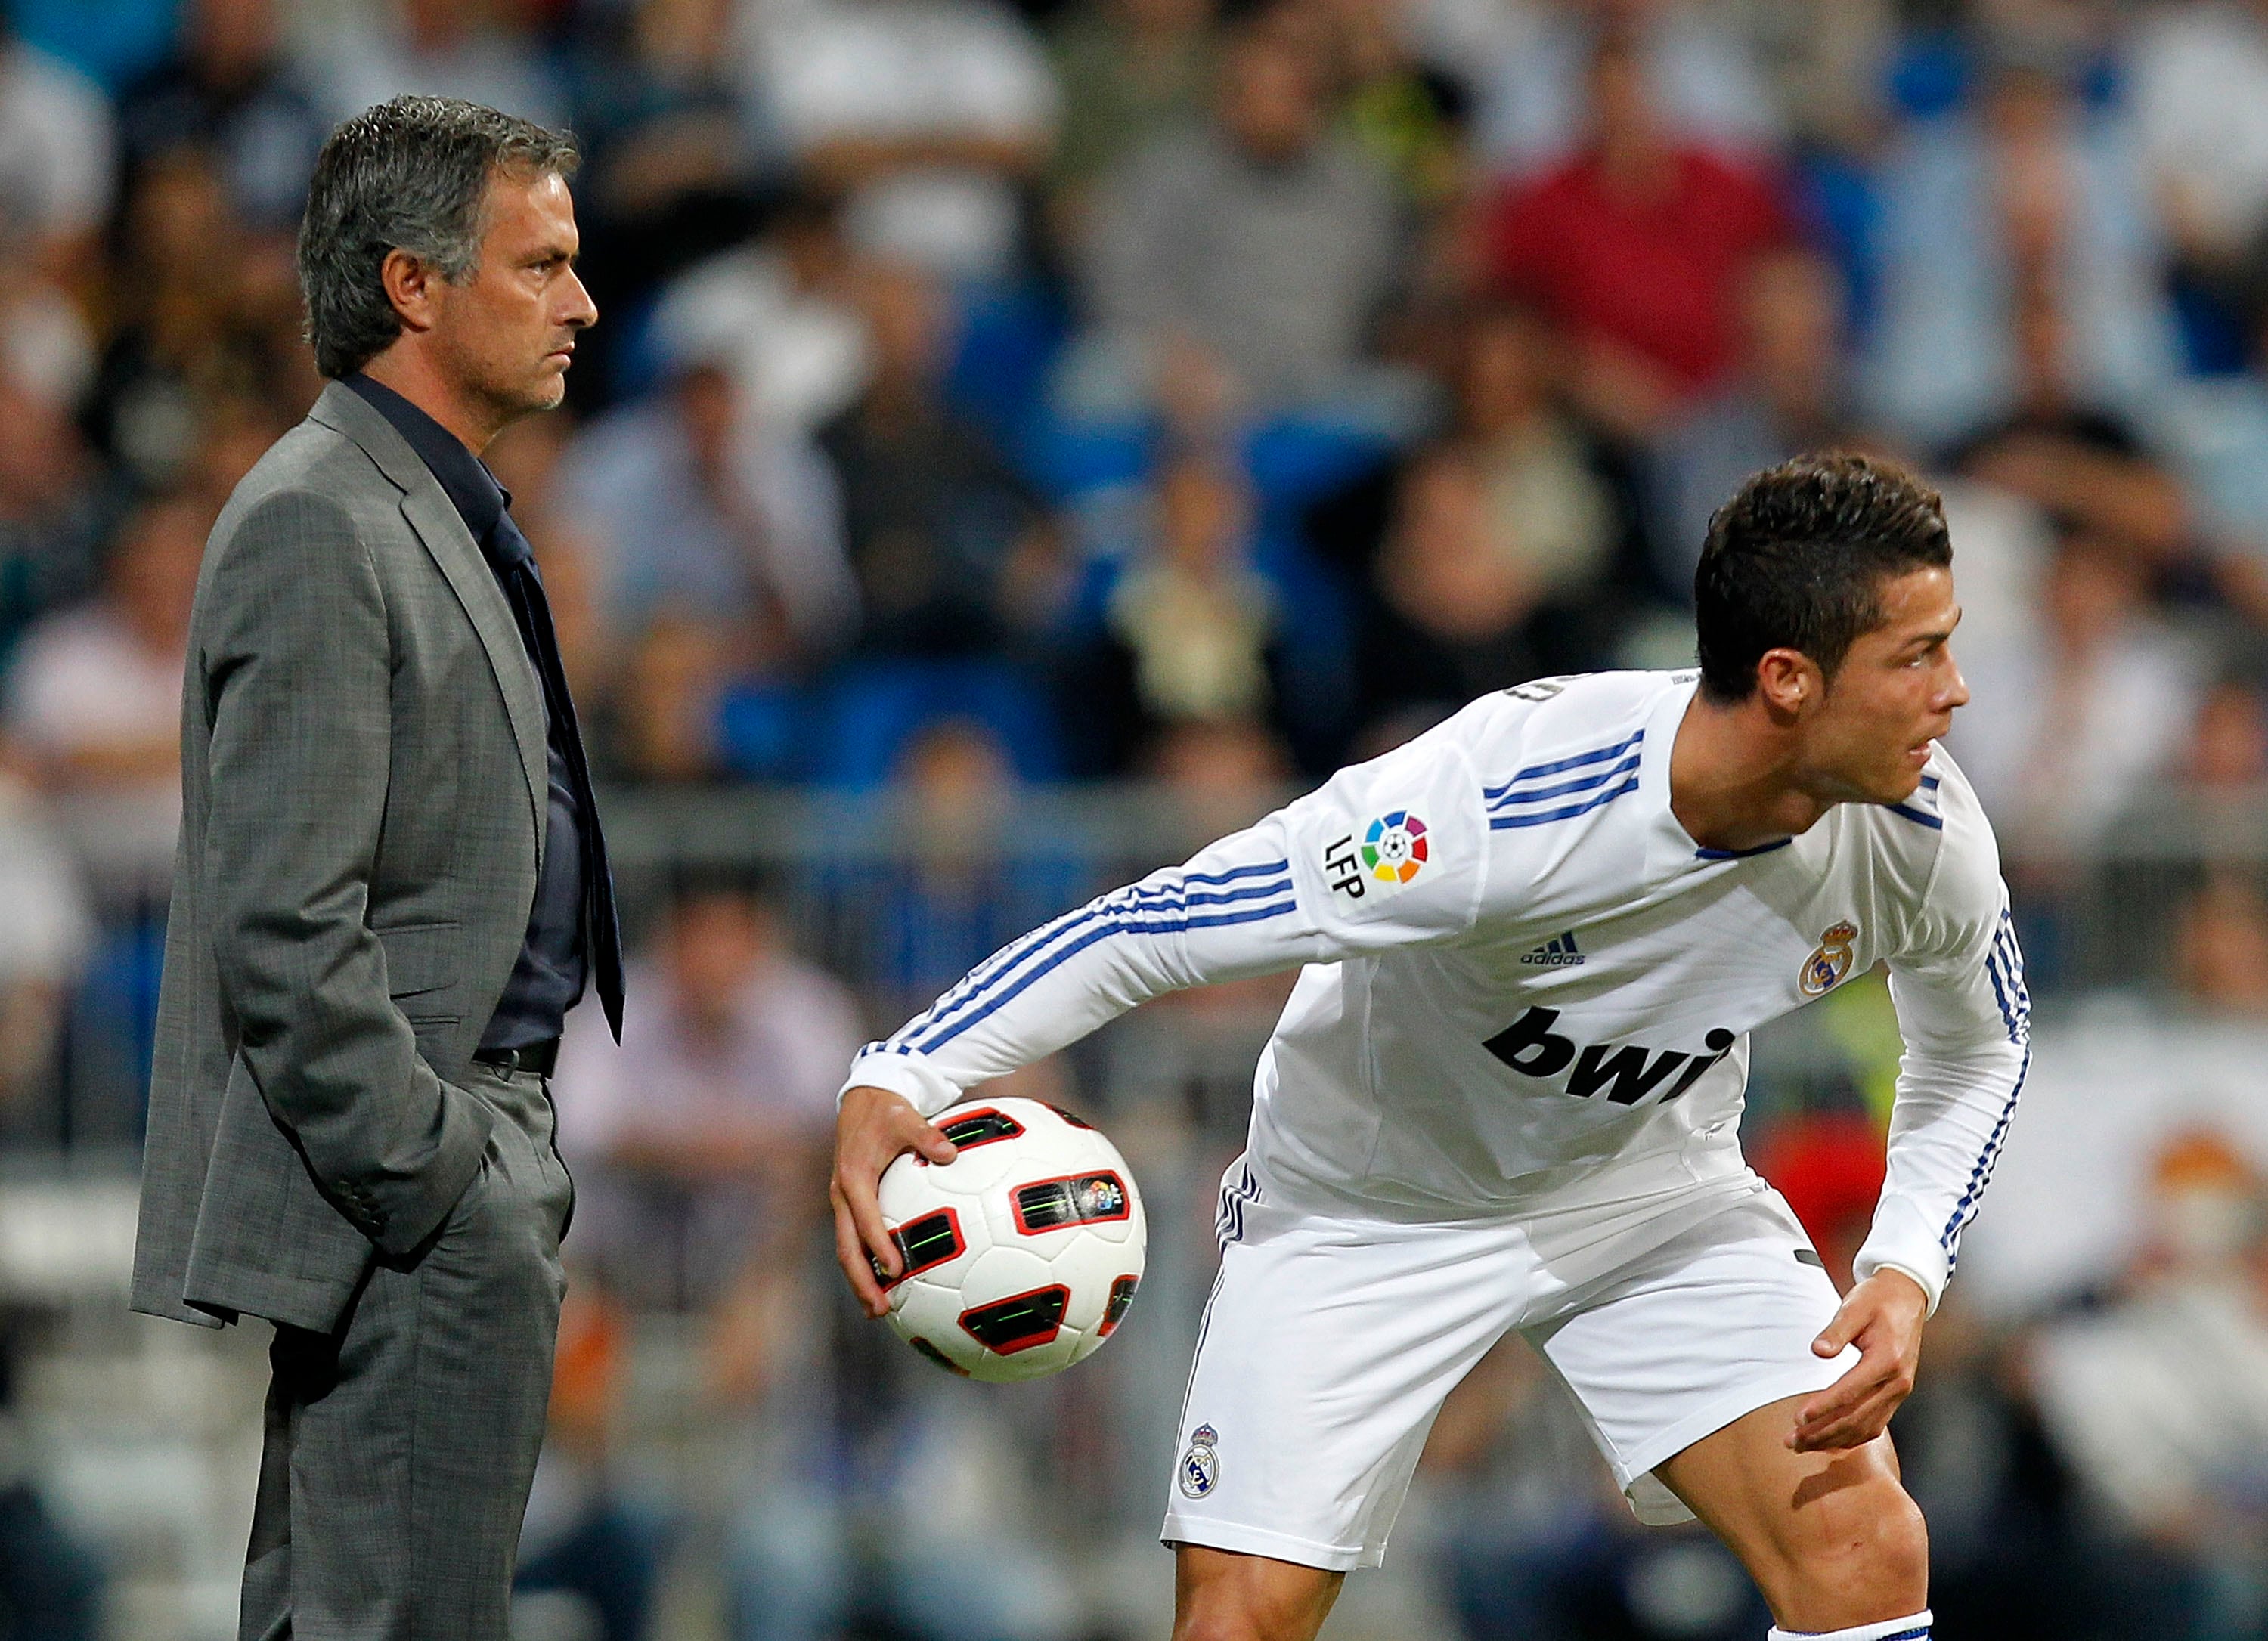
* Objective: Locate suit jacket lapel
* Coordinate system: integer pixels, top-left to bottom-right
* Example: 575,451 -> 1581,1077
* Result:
309,384 -> 549,850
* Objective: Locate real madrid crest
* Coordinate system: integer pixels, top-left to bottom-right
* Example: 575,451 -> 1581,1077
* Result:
1799,920 -> 1860,997
1178,1423 -> 1220,1498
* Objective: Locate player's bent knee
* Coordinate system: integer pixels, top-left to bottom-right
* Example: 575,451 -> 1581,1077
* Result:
1771,1476 -> 1929,1626
1864,1487 -> 1932,1597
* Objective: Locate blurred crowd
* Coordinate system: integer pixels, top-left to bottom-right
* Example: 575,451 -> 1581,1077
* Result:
12,0 -> 2268,806
5,0 -> 2268,1636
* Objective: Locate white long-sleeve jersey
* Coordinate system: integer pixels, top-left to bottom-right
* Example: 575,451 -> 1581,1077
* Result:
844,671 -> 2028,1311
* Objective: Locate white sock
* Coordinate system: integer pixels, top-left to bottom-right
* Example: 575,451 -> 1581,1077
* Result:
1768,1615 -> 1931,1641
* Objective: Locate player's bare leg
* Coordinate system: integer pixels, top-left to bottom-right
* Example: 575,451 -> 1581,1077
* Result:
1170,1545 -> 1343,1641
1655,1394 -> 1929,1634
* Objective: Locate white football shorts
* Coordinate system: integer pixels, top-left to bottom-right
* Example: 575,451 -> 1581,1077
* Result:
1160,1163 -> 1854,1570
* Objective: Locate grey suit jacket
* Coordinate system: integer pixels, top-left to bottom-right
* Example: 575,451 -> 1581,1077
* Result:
132,382 -> 551,1334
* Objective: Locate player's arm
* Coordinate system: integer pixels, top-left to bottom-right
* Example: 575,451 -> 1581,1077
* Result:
1794,766 -> 2027,1451
832,724 -> 1495,1312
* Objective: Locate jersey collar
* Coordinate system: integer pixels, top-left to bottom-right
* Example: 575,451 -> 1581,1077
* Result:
1636,673 -> 1799,880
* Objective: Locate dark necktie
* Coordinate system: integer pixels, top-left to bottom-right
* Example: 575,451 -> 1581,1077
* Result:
485,507 -> 625,1040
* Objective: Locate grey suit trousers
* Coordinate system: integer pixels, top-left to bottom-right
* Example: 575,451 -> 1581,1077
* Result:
240,1065 -> 573,1641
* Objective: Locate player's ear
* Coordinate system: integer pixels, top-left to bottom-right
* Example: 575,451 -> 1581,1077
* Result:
1754,648 -> 1817,719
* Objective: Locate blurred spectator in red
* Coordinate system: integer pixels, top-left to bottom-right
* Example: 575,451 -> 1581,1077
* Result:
1072,14 -> 1404,425
650,192 -> 875,438
2029,1129 -> 2268,1639
2130,0 -> 2268,287
0,17 -> 115,280
2,491 -> 207,809
553,872 -> 856,1314
115,0 -> 328,234
1952,531 -> 2206,856
1086,455 -> 1280,768
1748,1111 -> 1887,1290
1862,37 -> 2181,451
1644,247 -> 1856,589
1479,31 -> 1794,441
754,0 -> 1057,281
565,353 -> 854,666
313,0 -> 567,128
821,262 -> 1057,658
1432,0 -> 1789,179
1048,0 -> 1214,233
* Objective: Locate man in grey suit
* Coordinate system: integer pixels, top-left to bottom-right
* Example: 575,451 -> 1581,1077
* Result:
131,96 -> 624,1639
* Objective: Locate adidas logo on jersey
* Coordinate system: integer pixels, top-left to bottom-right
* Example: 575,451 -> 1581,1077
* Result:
1522,932 -> 1585,967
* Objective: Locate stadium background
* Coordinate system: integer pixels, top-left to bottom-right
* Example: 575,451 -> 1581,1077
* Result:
0,0 -> 2263,1635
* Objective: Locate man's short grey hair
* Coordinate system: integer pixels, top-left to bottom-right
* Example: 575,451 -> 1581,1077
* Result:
297,95 -> 580,381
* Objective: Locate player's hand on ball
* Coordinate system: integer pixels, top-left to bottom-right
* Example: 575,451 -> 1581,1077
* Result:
832,1085 -> 958,1318
1789,1268 -> 1929,1453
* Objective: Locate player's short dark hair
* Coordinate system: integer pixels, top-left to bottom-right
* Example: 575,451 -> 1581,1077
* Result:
297,95 -> 578,380
1694,453 -> 1951,704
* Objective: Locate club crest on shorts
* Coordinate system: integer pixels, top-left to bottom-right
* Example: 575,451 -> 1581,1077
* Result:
1799,920 -> 1860,996
1178,1423 -> 1220,1498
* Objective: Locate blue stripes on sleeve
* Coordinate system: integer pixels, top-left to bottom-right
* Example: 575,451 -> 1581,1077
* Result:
1485,729 -> 1643,831
1941,912 -> 2031,1265
884,859 -> 1299,1056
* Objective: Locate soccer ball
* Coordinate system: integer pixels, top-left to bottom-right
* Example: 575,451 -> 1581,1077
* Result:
875,1096 -> 1146,1382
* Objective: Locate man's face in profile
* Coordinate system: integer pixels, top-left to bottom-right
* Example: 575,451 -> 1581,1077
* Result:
429,169 -> 596,426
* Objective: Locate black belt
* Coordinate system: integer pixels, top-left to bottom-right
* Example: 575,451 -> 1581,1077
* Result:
472,1037 -> 559,1076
